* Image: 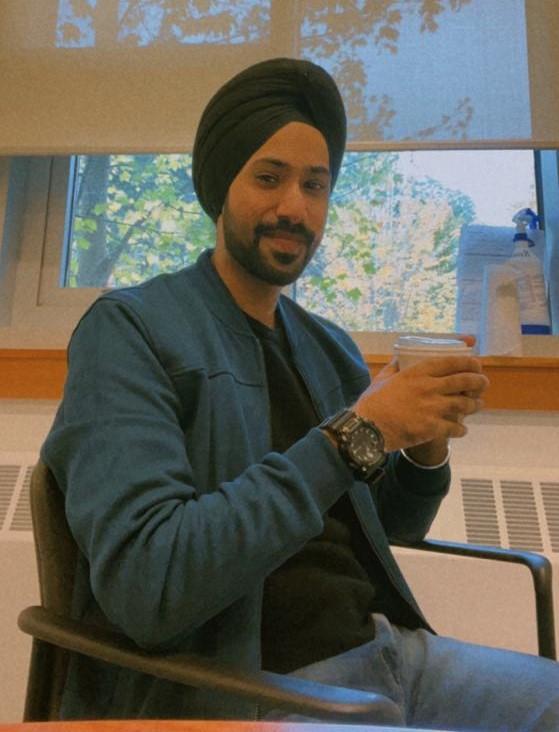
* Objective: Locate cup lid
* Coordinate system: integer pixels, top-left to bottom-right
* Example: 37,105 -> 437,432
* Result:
394,335 -> 470,353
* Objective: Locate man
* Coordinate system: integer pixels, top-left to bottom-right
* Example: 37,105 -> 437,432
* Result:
42,58 -> 558,728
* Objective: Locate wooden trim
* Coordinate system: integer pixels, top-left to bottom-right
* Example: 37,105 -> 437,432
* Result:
0,721 -> 350,732
1,349 -> 558,411
0,349 -> 67,400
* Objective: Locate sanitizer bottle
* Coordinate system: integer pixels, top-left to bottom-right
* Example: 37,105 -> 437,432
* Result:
509,208 -> 551,334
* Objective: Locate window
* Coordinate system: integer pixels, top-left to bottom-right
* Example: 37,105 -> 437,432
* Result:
2,1 -> 558,351
61,149 -> 537,334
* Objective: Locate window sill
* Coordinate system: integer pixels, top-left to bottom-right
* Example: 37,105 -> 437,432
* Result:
1,349 -> 558,411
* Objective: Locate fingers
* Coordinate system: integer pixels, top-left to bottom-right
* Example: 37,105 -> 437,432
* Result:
456,333 -> 477,348
407,357 -> 489,397
444,419 -> 469,439
440,372 -> 490,396
444,394 -> 485,419
409,413 -> 470,445
408,393 -> 483,446
414,355 -> 483,376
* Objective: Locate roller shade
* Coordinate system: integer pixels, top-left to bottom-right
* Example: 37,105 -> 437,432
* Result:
1,0 -> 558,155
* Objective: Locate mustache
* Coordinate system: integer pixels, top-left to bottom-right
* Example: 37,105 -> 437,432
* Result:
254,220 -> 315,248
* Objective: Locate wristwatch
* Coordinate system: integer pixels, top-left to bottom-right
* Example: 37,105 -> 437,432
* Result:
319,408 -> 387,482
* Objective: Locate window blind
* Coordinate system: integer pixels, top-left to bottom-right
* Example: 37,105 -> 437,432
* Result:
1,0 -> 557,155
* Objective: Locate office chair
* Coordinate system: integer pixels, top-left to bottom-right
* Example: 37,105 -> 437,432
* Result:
18,462 -> 556,724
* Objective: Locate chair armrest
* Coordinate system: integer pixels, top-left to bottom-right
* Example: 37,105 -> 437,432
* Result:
394,538 -> 556,660
18,606 -> 402,725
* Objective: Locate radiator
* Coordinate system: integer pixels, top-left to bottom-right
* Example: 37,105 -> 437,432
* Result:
395,464 -> 559,657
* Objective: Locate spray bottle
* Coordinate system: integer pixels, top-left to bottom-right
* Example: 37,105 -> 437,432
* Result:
509,208 -> 551,334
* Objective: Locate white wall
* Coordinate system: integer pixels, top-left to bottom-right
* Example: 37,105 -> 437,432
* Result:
0,400 -> 57,721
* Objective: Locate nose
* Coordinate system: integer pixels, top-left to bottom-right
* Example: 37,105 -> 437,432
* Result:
274,182 -> 307,224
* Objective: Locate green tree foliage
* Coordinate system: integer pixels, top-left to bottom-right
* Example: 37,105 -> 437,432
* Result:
296,152 -> 475,332
68,154 -> 214,287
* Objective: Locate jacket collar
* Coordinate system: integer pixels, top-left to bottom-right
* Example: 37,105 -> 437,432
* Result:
193,249 -> 255,335
193,248 -> 299,345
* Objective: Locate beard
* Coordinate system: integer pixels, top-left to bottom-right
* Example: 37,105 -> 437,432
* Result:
221,201 -> 318,287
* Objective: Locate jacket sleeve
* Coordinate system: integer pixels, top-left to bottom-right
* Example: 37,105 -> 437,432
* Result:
42,298 -> 355,650
372,450 -> 451,544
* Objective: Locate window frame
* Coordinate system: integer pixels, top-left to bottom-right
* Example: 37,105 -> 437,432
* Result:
0,157 -> 99,349
1,151 -> 559,354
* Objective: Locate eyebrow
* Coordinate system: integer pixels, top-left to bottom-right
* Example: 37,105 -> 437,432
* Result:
255,157 -> 331,178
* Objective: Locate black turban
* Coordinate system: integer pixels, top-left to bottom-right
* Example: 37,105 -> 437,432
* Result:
192,57 -> 347,222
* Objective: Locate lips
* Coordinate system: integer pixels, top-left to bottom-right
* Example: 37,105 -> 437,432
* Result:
264,233 -> 305,254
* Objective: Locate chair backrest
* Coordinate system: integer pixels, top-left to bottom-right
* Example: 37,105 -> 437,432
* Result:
23,461 -> 79,721
30,462 -> 77,614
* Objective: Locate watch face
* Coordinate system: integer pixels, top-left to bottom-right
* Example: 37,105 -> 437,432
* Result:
346,425 -> 383,467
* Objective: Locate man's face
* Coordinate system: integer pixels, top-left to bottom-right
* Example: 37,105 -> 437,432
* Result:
219,121 -> 331,287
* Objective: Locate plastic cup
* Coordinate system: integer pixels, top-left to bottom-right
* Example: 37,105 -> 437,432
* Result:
393,335 -> 472,370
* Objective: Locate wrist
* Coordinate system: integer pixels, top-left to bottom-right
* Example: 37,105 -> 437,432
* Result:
401,442 -> 451,470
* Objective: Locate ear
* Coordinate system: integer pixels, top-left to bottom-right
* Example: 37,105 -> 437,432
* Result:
215,214 -> 224,246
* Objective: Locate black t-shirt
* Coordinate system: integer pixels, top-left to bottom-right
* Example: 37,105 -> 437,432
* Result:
246,313 -> 417,673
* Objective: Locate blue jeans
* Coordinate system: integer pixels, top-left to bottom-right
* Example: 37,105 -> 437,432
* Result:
267,614 -> 559,730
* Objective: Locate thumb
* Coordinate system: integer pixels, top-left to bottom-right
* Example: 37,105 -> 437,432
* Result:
457,333 -> 476,348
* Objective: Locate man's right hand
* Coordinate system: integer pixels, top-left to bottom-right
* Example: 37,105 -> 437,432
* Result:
352,356 -> 489,452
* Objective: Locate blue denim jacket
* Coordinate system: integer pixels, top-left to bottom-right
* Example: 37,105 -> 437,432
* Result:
42,249 -> 449,719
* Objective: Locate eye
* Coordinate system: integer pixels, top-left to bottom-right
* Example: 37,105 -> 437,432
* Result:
255,173 -> 279,186
305,178 -> 329,194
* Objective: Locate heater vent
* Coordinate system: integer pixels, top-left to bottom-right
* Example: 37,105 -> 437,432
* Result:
0,466 -> 20,530
0,456 -> 36,541
461,478 -> 501,546
500,480 -> 543,551
541,482 -> 559,552
456,469 -> 558,554
10,466 -> 33,532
